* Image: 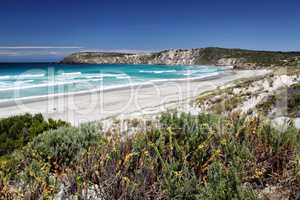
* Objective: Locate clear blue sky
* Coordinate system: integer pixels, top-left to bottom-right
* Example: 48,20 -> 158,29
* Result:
0,0 -> 300,62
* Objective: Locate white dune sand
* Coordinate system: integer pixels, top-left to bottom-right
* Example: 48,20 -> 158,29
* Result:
0,70 -> 269,125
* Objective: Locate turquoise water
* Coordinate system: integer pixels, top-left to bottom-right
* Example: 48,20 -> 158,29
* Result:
0,63 -> 223,101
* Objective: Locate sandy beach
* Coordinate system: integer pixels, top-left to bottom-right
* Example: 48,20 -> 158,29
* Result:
0,70 -> 269,125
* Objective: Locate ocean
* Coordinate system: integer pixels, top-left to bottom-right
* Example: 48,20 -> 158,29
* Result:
0,63 -> 223,101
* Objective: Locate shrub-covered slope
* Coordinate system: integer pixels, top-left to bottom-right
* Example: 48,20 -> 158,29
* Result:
1,112 -> 299,199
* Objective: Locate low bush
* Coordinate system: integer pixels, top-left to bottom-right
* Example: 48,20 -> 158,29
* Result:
29,123 -> 101,169
0,113 -> 69,156
0,123 -> 102,199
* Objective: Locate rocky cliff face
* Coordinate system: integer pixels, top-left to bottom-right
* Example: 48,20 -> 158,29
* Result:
61,47 -> 300,69
62,49 -> 203,65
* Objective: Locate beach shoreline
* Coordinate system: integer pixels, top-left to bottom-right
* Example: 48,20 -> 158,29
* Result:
0,70 -> 226,107
0,69 -> 270,125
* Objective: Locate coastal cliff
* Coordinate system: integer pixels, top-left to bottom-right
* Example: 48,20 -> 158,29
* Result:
62,47 -> 300,69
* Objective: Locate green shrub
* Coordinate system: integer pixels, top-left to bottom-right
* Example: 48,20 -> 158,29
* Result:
28,123 -> 101,169
0,113 -> 69,156
198,161 -> 258,200
0,123 -> 101,199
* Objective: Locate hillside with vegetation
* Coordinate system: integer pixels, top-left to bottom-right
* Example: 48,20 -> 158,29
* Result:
62,47 -> 300,69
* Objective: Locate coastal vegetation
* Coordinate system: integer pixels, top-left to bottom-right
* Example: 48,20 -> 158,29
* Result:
0,114 -> 69,157
194,47 -> 300,67
0,110 -> 299,199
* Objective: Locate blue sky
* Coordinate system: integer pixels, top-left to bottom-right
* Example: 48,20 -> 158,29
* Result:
0,0 -> 300,62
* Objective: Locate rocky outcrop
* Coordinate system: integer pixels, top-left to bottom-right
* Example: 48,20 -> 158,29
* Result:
61,49 -> 203,65
61,47 -> 300,69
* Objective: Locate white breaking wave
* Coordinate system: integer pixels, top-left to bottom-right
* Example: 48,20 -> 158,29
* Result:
61,72 -> 82,76
0,75 -> 11,80
182,69 -> 217,76
0,78 -> 103,92
15,80 -> 35,84
56,73 -> 129,80
56,72 -> 82,80
82,74 -> 104,79
116,75 -> 130,79
139,70 -> 177,74
0,73 -> 45,80
81,73 -> 128,78
19,73 -> 45,78
182,70 -> 205,76
100,73 -> 129,78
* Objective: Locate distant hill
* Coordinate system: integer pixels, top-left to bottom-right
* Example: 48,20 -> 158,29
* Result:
61,47 -> 300,69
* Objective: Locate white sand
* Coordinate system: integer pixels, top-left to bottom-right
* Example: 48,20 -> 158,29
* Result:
0,70 -> 269,125
238,74 -> 300,113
